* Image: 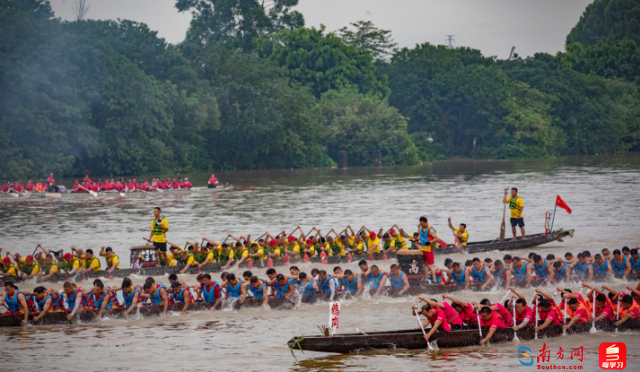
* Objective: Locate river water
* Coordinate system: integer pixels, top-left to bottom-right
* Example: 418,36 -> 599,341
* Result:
1,155 -> 639,371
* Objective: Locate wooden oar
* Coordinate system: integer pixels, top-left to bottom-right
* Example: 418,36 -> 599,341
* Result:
2,303 -> 25,325
500,188 -> 508,242
320,250 -> 328,264
512,299 -> 519,342
78,185 -> 98,197
534,297 -> 539,339
414,302 -> 434,350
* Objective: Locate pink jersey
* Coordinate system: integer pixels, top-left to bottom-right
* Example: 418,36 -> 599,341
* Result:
481,310 -> 506,329
515,306 -> 534,326
442,301 -> 463,325
428,308 -> 451,332
493,302 -> 514,327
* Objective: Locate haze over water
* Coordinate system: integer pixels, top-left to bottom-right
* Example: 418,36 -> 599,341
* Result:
1,155 -> 639,371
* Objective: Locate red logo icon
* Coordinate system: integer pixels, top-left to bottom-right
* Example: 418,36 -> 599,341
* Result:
599,343 -> 626,370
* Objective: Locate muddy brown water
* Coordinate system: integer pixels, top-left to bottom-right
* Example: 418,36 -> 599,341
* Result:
1,155 -> 639,371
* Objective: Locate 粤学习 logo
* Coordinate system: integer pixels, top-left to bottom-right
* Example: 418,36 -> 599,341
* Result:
599,343 -> 626,370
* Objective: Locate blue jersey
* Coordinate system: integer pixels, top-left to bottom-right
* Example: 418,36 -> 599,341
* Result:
202,282 -> 220,303
534,259 -> 548,279
555,262 -> 569,279
301,280 -> 317,297
4,290 -> 23,312
248,283 -> 266,300
573,261 -> 591,280
630,257 -> 640,273
149,286 -> 165,305
451,268 -> 466,285
471,264 -> 488,284
611,257 -> 627,276
342,276 -> 360,294
593,259 -> 609,277
367,272 -> 386,290
123,289 -> 140,308
512,263 -> 528,282
227,281 -> 243,298
35,294 -> 52,312
388,272 -> 405,290
274,278 -> 293,298
65,288 -> 84,310
319,276 -> 338,295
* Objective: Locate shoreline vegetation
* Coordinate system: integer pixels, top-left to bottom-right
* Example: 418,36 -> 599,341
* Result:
2,0 -> 640,180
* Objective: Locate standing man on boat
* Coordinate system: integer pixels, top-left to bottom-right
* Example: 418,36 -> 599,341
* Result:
504,188 -> 525,241
417,216 -> 439,283
149,207 -> 170,267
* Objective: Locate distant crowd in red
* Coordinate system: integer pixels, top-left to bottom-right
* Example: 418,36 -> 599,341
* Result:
1,173 -> 220,194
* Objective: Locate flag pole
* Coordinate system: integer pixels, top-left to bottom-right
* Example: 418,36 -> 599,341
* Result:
549,200 -> 558,233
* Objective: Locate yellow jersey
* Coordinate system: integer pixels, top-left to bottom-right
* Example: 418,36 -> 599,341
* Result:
394,234 -> 408,250
286,243 -> 301,259
100,252 -> 121,269
40,261 -> 59,274
366,236 -> 381,254
151,218 -> 168,243
506,196 -> 524,219
347,237 -> 365,254
81,255 -> 102,271
252,248 -> 266,260
19,258 -> 40,275
454,227 -> 468,246
2,263 -> 18,277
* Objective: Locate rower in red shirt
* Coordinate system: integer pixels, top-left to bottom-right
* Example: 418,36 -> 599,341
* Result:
415,303 -> 450,344
83,174 -> 92,184
103,179 -> 111,191
73,180 -> 81,192
583,282 -> 616,321
479,306 -> 506,345
182,177 -> 192,189
172,178 -> 180,189
208,174 -> 218,188
1,182 -> 11,193
131,179 -> 139,190
115,182 -> 124,192
419,296 -> 464,330
533,298 -> 561,333
159,180 -> 168,190
140,181 -> 149,191
46,173 -> 55,186
478,298 -> 514,327
13,181 -> 25,193
443,294 -> 478,327
25,180 -> 35,192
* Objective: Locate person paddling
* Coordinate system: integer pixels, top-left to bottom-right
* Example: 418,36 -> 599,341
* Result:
1,282 -> 29,326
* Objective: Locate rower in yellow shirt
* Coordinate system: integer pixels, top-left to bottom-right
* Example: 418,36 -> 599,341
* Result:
176,249 -> 197,274
17,254 -> 41,279
345,225 -> 365,254
249,242 -> 266,261
1,254 -> 18,277
285,235 -> 301,259
266,239 -> 281,259
99,246 -> 121,276
391,225 -> 409,250
362,226 -> 381,254
448,218 -> 469,246
78,248 -> 101,273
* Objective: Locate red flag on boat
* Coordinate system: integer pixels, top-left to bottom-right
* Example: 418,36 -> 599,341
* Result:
555,195 -> 572,214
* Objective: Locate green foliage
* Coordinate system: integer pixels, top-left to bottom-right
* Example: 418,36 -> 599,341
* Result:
256,26 -> 389,98
175,0 -> 304,51
338,20 -> 398,61
319,89 -> 419,166
566,0 -> 640,47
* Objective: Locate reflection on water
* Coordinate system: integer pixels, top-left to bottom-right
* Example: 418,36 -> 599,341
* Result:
1,155 -> 640,371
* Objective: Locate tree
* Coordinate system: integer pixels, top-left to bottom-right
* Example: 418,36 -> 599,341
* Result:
175,0 -> 304,50
257,26 -> 389,98
566,0 -> 640,46
319,89 -> 419,166
72,0 -> 90,21
338,20 -> 398,61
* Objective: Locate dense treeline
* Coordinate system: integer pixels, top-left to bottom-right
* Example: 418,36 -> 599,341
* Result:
1,0 -> 639,180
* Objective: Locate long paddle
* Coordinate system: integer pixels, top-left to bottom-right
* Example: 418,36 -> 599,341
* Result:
414,302 -> 434,351
78,184 -> 98,197
500,188 -> 508,242
589,291 -> 596,333
534,297 -> 539,339
512,299 -> 519,342
563,296 -> 568,336
2,303 -> 25,325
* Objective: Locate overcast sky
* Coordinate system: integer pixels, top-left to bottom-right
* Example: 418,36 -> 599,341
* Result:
49,0 -> 594,59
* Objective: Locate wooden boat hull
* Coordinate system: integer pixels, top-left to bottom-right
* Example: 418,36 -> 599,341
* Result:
0,296 -> 292,327
288,320 -> 640,353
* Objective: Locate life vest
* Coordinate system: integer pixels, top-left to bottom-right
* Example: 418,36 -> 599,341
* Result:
630,257 -> 640,273
106,254 -> 119,269
619,303 -> 640,319
20,262 -> 39,275
50,295 -> 65,310
172,287 -> 194,304
367,272 -> 386,290
513,262 -> 528,282
123,289 -> 140,308
515,307 -> 533,326
611,257 -> 627,276
60,258 -> 79,273
1,263 -> 17,276
35,295 -> 52,312
534,259 -> 547,279
202,282 -> 220,303
149,287 -> 166,305
302,280 -> 317,297
451,269 -> 466,286
509,196 -> 521,212
92,291 -> 116,310
227,281 -> 243,298
65,288 -> 84,310
342,276 -> 360,294
82,257 -> 101,271
593,259 -> 609,277
4,291 -> 24,312
219,250 -> 232,263
555,262 -> 569,279
566,303 -> 591,323
389,272 -> 405,290
495,267 -> 508,284
248,283 -> 266,300
274,278 -> 294,297
419,226 -> 439,251
472,264 -> 488,284
573,261 -> 591,279
40,262 -> 58,275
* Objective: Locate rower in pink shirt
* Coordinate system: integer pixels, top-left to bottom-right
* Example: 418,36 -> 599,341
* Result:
478,298 -> 514,327
419,296 -> 463,329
